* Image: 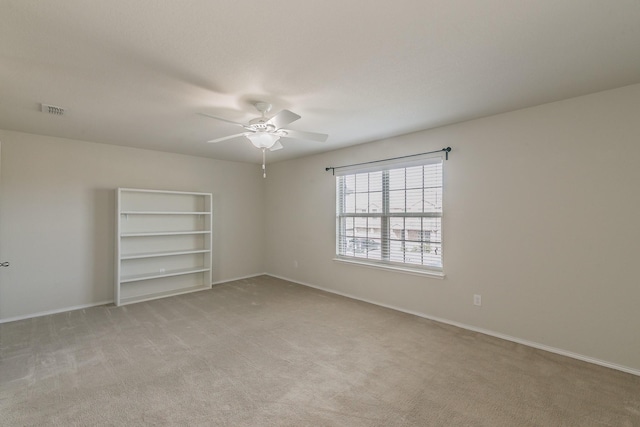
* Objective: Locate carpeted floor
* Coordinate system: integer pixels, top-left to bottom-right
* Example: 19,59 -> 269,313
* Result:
1,275 -> 639,426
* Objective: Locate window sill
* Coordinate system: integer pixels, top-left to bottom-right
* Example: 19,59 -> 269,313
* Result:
333,257 -> 445,279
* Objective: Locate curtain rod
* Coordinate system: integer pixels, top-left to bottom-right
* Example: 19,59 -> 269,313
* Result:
325,147 -> 451,175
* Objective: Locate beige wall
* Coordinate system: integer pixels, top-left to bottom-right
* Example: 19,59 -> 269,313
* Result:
2,84 -> 638,372
0,130 -> 265,320
265,84 -> 640,372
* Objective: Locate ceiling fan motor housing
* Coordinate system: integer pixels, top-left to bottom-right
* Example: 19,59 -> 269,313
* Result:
248,118 -> 276,133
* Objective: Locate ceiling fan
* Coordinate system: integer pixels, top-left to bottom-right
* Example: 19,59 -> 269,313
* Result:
199,102 -> 329,151
199,102 -> 328,177
199,102 -> 327,149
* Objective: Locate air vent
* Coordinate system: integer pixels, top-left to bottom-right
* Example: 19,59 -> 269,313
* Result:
41,103 -> 65,116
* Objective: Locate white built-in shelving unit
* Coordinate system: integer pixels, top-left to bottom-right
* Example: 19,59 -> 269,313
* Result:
115,188 -> 212,306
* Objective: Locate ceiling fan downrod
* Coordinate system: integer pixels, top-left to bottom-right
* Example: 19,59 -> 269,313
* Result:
262,148 -> 267,178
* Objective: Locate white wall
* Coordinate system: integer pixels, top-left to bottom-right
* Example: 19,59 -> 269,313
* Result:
0,130 -> 265,320
265,84 -> 640,372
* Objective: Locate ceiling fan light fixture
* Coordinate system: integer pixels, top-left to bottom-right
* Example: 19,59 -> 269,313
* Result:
245,132 -> 280,149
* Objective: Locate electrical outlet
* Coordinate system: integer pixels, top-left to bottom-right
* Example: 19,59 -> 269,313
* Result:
160,268 -> 166,273
473,294 -> 482,306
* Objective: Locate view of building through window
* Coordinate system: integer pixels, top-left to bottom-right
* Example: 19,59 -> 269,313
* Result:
336,160 -> 443,270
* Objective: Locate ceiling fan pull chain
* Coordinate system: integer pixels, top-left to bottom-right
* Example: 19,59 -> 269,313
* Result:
262,148 -> 267,178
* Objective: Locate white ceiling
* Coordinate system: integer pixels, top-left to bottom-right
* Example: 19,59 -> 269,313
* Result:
1,1 -> 639,164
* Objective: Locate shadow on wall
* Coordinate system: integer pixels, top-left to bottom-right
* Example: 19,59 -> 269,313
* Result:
91,188 -> 115,302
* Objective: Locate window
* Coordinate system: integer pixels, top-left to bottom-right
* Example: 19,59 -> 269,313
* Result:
336,156 -> 443,274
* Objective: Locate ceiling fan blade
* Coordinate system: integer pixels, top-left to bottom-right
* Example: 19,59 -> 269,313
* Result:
207,133 -> 249,143
269,140 -> 284,151
198,112 -> 248,128
267,109 -> 301,129
281,129 -> 328,142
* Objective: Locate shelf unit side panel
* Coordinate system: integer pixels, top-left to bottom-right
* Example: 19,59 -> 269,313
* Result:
115,189 -> 122,304
206,195 -> 213,286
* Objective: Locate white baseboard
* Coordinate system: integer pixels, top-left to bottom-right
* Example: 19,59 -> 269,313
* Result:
0,300 -> 114,324
5,272 -> 638,377
0,273 -> 269,324
266,273 -> 640,377
211,272 -> 267,286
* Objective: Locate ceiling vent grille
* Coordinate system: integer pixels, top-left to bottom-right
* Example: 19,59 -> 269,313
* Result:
41,103 -> 65,115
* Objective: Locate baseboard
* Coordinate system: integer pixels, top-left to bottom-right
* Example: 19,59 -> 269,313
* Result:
0,300 -> 114,324
6,273 -> 637,377
0,273 -> 269,324
266,273 -> 640,377
211,272 -> 267,286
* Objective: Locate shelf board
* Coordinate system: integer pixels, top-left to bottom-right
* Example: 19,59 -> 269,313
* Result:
121,230 -> 211,237
121,249 -> 210,260
121,211 -> 210,215
119,284 -> 211,306
120,267 -> 210,283
119,188 -> 212,196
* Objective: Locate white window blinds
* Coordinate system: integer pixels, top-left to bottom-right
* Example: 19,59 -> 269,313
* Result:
336,156 -> 443,272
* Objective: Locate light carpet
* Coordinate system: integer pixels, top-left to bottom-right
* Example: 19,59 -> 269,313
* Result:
1,275 -> 639,426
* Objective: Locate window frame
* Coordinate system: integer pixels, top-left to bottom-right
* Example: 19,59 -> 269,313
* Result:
334,155 -> 445,278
